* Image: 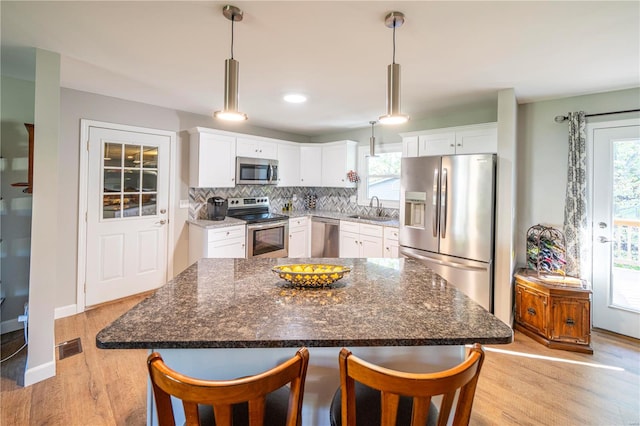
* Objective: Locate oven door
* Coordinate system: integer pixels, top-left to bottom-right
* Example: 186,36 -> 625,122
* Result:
246,221 -> 289,258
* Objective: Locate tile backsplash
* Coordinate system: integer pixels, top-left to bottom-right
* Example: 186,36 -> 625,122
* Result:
189,186 -> 399,220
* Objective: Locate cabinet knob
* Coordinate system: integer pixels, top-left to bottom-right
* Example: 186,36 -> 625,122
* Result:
565,318 -> 575,326
450,144 -> 454,147
457,143 -> 461,146
527,307 -> 537,316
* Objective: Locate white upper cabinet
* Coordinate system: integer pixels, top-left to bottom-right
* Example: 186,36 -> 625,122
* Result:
236,137 -> 278,160
300,145 -> 322,186
321,140 -> 357,188
402,136 -> 419,157
401,122 -> 497,157
189,128 -> 236,188
277,142 -> 301,187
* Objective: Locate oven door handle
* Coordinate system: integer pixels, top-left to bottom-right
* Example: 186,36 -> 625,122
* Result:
246,221 -> 289,231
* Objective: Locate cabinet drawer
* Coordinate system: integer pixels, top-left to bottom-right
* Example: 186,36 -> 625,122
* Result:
551,299 -> 591,345
208,225 -> 245,242
516,284 -> 548,337
340,220 -> 360,234
289,217 -> 309,229
384,227 -> 399,241
359,223 -> 383,238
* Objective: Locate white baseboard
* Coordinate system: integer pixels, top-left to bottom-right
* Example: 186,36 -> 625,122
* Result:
54,304 -> 77,319
24,359 -> 56,386
1,318 -> 23,335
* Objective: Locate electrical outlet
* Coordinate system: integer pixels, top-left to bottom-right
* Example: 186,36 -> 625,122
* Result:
349,195 -> 357,203
18,303 -> 28,324
179,200 -> 189,209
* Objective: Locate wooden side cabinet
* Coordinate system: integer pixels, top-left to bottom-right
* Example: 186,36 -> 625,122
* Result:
514,269 -> 593,354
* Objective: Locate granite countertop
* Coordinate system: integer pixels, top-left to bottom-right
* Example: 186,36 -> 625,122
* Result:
189,211 -> 399,229
97,258 -> 512,349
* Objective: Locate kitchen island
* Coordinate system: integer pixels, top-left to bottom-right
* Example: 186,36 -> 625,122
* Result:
97,258 -> 512,425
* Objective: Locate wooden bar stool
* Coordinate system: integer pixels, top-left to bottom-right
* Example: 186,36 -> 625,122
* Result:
147,347 -> 309,426
330,344 -> 485,426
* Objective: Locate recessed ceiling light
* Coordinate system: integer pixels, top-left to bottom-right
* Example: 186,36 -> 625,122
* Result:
283,94 -> 307,103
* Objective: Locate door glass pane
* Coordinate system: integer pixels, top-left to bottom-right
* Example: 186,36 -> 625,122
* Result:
122,194 -> 141,217
104,169 -> 121,192
142,170 -> 157,192
104,143 -> 122,167
124,145 -> 141,168
142,146 -> 158,168
611,139 -> 640,312
142,194 -> 157,216
123,169 -> 140,192
103,194 -> 122,219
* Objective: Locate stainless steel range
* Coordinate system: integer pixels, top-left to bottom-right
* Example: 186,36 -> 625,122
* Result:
227,197 -> 289,258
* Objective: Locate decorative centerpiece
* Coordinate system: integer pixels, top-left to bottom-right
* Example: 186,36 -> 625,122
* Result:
272,264 -> 351,288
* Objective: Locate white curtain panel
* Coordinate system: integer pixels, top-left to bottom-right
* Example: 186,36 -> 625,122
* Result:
563,111 -> 588,278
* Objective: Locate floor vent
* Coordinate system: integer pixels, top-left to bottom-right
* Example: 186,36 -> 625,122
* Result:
58,338 -> 83,360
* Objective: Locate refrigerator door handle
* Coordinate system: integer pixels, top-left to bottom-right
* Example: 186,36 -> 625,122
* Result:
402,250 -> 487,272
441,168 -> 448,239
432,168 -> 439,237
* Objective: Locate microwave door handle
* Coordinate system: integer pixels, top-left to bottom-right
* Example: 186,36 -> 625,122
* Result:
441,168 -> 448,239
268,165 -> 273,183
432,168 -> 439,238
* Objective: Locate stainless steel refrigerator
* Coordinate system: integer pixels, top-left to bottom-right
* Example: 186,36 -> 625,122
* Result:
399,154 -> 496,311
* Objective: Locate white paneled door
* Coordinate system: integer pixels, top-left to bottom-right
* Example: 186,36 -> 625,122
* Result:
85,126 -> 170,307
590,120 -> 640,339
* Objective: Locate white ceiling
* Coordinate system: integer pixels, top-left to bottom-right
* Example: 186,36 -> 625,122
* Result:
2,1 -> 639,137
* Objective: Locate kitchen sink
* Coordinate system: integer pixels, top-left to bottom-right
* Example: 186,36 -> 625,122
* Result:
347,214 -> 393,222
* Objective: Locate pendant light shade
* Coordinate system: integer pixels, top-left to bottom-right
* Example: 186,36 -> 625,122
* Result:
214,5 -> 248,121
379,11 -> 409,125
369,120 -> 378,157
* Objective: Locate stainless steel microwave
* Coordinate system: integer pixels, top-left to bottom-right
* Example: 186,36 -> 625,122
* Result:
236,157 -> 278,185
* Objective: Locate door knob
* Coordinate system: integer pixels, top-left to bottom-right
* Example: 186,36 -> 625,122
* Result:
156,219 -> 167,225
598,236 -> 612,243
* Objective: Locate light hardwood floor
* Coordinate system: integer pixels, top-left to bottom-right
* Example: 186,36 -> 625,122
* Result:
1,294 -> 638,425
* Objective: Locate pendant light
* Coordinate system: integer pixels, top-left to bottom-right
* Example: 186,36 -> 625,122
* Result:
379,11 -> 409,125
369,121 -> 378,157
214,5 -> 248,121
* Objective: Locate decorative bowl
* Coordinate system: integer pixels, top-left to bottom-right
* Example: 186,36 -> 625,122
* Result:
272,264 -> 351,288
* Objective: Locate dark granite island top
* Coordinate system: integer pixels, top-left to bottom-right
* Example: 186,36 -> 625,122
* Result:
97,257 -> 512,349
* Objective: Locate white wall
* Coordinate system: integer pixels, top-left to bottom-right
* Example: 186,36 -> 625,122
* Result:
516,87 -> 640,268
57,89 -> 309,311
0,76 -> 34,333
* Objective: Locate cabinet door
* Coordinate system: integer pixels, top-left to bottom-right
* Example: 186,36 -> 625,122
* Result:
455,127 -> 497,154
190,133 -> 236,188
321,142 -> 357,188
551,298 -> 591,344
340,231 -> 360,258
402,136 -> 419,157
419,133 -> 456,156
384,239 -> 399,258
236,138 -> 278,160
300,146 -> 322,186
289,226 -> 308,258
360,235 -> 383,258
277,144 -> 301,187
515,284 -> 548,337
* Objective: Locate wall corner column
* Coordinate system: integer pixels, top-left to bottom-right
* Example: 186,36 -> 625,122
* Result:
24,48 -> 60,386
495,88 -> 518,325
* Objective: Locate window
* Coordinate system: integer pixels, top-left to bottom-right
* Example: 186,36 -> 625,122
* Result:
358,144 -> 402,209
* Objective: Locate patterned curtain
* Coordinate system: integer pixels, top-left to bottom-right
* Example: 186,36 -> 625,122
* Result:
563,111 -> 588,278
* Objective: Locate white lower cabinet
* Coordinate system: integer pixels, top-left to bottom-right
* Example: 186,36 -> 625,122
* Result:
384,227 -> 399,258
288,217 -> 309,258
189,224 -> 246,264
339,221 -> 383,258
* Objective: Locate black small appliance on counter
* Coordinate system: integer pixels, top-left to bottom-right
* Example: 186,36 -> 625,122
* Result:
207,197 -> 228,221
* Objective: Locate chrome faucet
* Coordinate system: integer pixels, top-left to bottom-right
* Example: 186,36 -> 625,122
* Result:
369,196 -> 383,216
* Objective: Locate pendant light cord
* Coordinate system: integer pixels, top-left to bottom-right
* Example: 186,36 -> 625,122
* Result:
230,15 -> 235,59
392,17 -> 396,64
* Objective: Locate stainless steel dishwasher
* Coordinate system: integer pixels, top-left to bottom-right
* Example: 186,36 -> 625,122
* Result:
311,217 -> 340,257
